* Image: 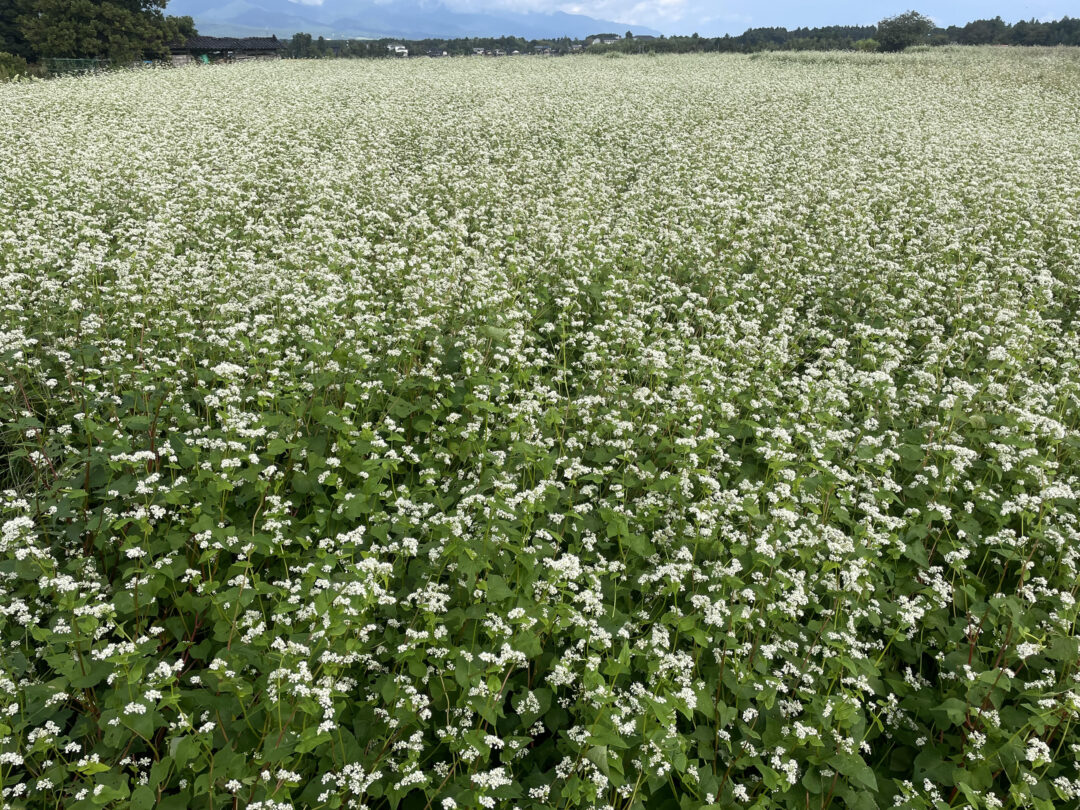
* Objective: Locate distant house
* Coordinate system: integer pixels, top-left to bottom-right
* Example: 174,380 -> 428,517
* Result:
427,48 -> 448,58
472,47 -> 486,56
170,36 -> 283,66
588,33 -> 621,45
533,44 -> 553,55
387,43 -> 408,57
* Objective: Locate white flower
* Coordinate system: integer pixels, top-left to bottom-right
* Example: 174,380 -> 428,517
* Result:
1025,738 -> 1052,765
1016,642 -> 1041,660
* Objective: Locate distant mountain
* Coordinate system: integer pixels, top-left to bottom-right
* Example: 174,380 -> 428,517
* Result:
167,0 -> 661,40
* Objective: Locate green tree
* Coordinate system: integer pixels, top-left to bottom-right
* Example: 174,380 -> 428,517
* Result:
167,14 -> 196,43
16,0 -> 191,63
876,10 -> 935,52
287,32 -> 312,58
0,50 -> 30,79
0,0 -> 33,60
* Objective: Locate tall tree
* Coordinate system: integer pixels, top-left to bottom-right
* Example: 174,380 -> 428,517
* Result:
16,0 -> 190,62
287,32 -> 312,58
0,0 -> 33,59
876,10 -> 935,52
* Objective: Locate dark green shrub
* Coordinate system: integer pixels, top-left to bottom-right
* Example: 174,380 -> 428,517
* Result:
877,11 -> 935,52
0,51 -> 28,81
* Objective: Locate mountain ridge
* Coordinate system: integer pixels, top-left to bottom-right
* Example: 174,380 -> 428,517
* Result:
167,0 -> 661,40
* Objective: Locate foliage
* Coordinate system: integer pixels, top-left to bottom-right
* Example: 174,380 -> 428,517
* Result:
168,15 -> 196,44
285,32 -> 314,58
2,48 -> 1080,810
287,17 -> 1080,61
3,0 -> 194,64
0,0 -> 33,60
945,16 -> 1080,46
0,51 -> 29,80
876,11 -> 936,53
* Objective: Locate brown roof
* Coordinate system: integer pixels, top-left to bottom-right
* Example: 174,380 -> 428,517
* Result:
172,36 -> 282,52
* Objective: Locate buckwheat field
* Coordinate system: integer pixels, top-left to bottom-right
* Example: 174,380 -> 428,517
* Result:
2,46 -> 1080,810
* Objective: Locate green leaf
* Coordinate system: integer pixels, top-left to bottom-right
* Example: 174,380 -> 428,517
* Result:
131,786 -> 156,810
585,745 -> 610,776
76,761 -> 112,776
485,574 -> 515,602
831,753 -> 878,792
936,697 -> 969,726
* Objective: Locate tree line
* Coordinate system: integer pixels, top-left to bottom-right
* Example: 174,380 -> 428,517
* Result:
283,14 -> 1080,61
281,33 -> 553,60
0,0 -> 194,70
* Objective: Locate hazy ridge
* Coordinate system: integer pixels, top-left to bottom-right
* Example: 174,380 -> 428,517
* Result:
167,0 -> 661,39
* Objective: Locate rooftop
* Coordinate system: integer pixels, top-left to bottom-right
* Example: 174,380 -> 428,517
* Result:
172,36 -> 282,51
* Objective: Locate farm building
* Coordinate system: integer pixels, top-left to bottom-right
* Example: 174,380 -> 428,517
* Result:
170,36 -> 284,66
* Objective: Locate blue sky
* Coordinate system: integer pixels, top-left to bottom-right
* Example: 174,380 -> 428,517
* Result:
444,0 -> 1076,35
